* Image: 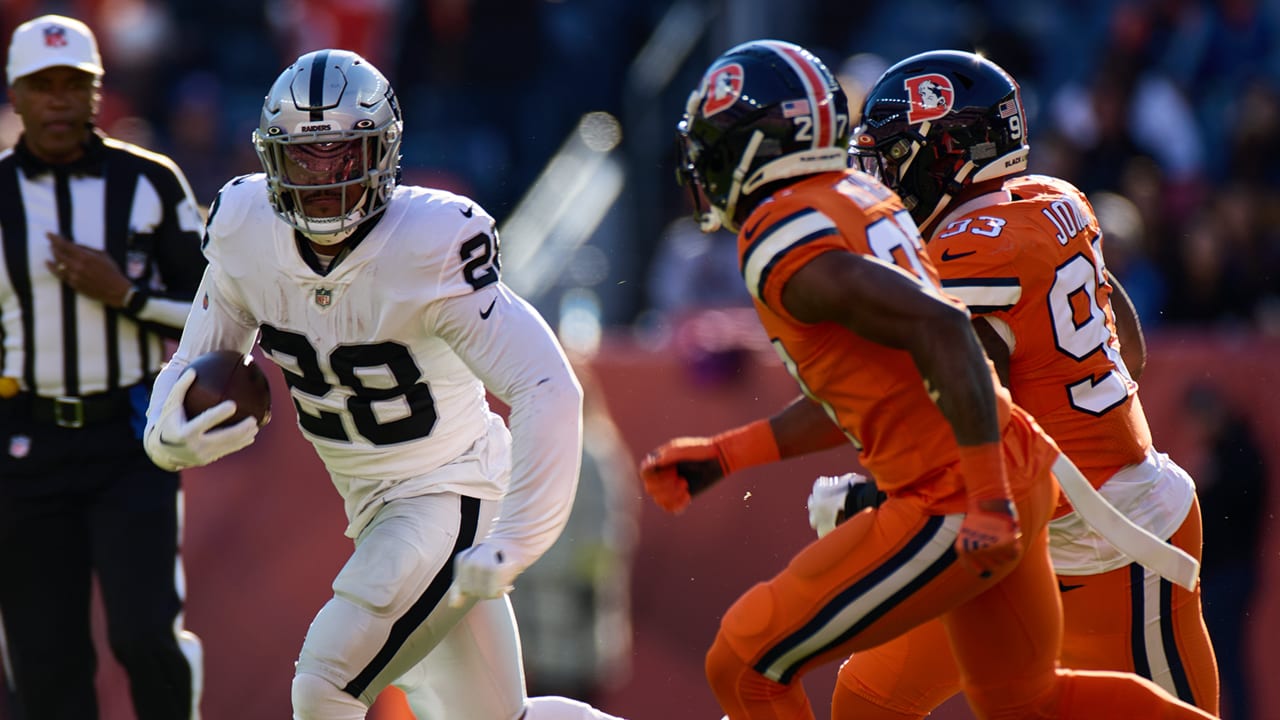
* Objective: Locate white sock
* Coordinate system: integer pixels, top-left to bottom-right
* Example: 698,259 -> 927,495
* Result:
522,696 -> 626,720
178,629 -> 203,720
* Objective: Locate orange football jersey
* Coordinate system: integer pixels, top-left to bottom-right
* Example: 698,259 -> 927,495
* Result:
738,170 -> 1018,513
927,174 -> 1151,490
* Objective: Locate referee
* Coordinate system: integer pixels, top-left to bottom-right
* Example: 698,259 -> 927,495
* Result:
0,15 -> 207,719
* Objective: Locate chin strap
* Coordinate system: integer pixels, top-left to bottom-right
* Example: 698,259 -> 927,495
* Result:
303,227 -> 357,246
916,146 -> 1028,234
916,159 -> 973,233
293,188 -> 372,245
303,225 -> 358,246
707,129 -> 856,234
714,130 -> 766,233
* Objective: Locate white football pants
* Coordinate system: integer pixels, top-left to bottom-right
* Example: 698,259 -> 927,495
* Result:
289,492 -> 626,719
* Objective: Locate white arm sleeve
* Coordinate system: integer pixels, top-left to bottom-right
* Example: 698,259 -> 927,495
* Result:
432,282 -> 583,572
144,266 -> 260,430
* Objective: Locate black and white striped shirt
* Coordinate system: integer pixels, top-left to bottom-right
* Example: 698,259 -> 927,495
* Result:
0,130 -> 207,397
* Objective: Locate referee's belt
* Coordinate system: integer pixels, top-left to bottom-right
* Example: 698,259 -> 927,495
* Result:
30,389 -> 134,429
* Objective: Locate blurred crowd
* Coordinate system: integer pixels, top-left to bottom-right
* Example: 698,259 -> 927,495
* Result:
3,0 -> 1277,332
649,0 -> 1280,336
0,0 -> 657,216
986,0 -> 1280,333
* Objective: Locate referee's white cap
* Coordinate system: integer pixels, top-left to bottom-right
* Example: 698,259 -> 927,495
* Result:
7,15 -> 103,86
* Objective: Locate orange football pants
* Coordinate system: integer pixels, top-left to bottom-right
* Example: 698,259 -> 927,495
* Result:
703,419 -> 1217,719
832,495 -> 1219,718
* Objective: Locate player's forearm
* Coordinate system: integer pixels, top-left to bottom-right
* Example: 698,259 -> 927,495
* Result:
146,276 -> 257,429
440,288 -> 589,564
770,395 -> 848,459
914,309 -> 1002,448
492,371 -> 584,568
917,321 -> 1011,502
145,357 -> 188,429
708,396 -> 843,475
1106,270 -> 1146,380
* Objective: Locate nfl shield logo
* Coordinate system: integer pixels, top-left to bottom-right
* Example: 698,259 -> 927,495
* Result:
126,250 -> 148,279
43,28 -> 68,48
315,288 -> 332,307
9,434 -> 31,459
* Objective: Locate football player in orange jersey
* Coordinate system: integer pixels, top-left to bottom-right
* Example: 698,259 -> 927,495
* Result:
807,49 -> 1219,718
641,39 -> 1217,720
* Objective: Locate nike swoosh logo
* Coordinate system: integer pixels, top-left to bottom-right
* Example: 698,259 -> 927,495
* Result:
459,205 -> 474,218
742,219 -> 764,242
479,298 -> 497,319
940,248 -> 978,261
1058,581 -> 1086,593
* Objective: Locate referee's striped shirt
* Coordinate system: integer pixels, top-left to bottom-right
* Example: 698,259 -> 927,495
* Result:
0,130 -> 207,398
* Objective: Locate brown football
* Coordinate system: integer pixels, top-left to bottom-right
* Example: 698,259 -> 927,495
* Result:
182,350 -> 272,428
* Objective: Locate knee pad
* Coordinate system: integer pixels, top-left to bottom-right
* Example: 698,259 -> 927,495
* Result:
291,672 -> 367,720
705,633 -> 744,705
721,582 -> 775,644
711,581 -> 781,687
334,528 -> 432,615
832,681 -> 928,720
705,634 -> 811,719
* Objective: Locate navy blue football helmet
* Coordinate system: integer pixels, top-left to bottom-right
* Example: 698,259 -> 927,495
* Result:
677,40 -> 851,232
853,50 -> 1029,231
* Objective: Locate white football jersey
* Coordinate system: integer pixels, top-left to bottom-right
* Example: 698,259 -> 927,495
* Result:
151,175 -> 583,550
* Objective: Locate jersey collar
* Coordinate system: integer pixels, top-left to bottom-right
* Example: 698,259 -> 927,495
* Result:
293,209 -> 384,276
930,187 -> 1013,241
14,126 -> 107,179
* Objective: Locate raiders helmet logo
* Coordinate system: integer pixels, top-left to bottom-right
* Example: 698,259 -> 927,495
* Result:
904,73 -> 954,124
702,63 -> 745,117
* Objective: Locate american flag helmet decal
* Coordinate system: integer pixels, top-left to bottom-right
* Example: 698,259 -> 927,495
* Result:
761,41 -> 838,149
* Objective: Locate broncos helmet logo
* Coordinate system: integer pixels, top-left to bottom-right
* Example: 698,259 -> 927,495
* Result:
904,74 -> 954,124
702,63 -> 745,117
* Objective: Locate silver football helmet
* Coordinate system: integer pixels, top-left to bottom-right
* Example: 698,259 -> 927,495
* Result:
253,49 -> 403,244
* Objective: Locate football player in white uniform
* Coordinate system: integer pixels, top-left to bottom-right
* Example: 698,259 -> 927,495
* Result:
142,49 -> 625,720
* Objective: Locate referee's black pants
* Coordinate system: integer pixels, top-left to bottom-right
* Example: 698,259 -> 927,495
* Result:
0,404 -> 199,720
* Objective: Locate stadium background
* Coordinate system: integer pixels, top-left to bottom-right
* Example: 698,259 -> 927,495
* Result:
2,0 -> 1277,718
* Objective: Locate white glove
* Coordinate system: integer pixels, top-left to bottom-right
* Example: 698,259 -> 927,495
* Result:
143,369 -> 260,471
807,472 -> 871,538
447,541 -> 522,608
